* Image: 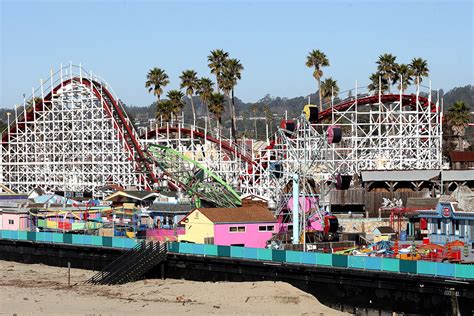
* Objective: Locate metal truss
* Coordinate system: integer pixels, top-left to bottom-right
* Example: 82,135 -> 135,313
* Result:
1,64 -> 442,205
146,143 -> 241,207
316,85 -> 442,174
1,64 -> 148,194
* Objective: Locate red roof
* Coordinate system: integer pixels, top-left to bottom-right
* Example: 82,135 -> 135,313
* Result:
192,206 -> 277,224
449,151 -> 474,162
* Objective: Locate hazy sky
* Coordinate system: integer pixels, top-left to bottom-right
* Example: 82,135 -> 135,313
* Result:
1,0 -> 473,108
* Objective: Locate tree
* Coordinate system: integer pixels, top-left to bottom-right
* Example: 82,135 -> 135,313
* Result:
166,90 -> 185,122
263,104 -> 273,136
368,73 -> 389,94
320,77 -> 339,105
180,69 -> 199,125
196,77 -> 214,122
156,100 -> 173,122
376,54 -> 398,93
220,58 -> 244,139
250,104 -> 259,139
207,49 -> 229,92
393,64 -> 413,93
0,119 -> 7,134
208,92 -> 225,130
446,101 -> 470,151
145,68 -> 169,118
305,50 -> 330,112
409,58 -> 429,87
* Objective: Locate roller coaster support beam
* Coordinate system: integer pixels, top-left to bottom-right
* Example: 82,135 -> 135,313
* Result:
292,174 -> 299,245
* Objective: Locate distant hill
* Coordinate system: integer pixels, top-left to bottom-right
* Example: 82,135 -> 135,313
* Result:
1,85 -> 473,140
441,85 -> 473,110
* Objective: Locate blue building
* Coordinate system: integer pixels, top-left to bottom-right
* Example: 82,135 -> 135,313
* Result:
416,202 -> 474,244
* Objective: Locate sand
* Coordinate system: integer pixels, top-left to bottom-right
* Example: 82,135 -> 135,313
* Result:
0,260 -> 349,316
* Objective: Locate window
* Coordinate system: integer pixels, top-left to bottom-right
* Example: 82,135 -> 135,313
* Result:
8,219 -> 14,225
229,226 -> 245,233
258,225 -> 274,232
194,212 -> 199,219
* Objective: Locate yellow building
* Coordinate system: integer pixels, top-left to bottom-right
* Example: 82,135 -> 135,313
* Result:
178,209 -> 214,243
373,226 -> 396,243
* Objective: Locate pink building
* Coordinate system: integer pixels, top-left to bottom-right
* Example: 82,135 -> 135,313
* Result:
0,209 -> 30,230
179,206 -> 277,248
146,227 -> 185,242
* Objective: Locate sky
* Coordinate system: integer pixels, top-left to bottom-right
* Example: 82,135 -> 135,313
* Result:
0,0 -> 473,108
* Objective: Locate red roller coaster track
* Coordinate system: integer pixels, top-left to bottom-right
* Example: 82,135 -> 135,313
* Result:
142,127 -> 255,164
141,94 -> 438,171
1,77 -> 158,189
318,94 -> 438,120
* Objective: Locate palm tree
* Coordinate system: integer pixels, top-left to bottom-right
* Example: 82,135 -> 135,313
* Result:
196,77 -> 214,122
208,92 -> 225,130
222,58 -> 244,138
250,104 -> 259,139
207,49 -> 229,92
180,69 -> 199,125
263,104 -> 270,125
166,90 -> 185,122
446,101 -> 470,151
393,64 -> 413,93
145,68 -> 169,118
262,104 -> 274,136
305,50 -> 330,112
409,58 -> 429,87
376,54 -> 397,93
220,71 -> 233,127
320,77 -> 339,105
368,73 -> 389,94
156,100 -> 173,122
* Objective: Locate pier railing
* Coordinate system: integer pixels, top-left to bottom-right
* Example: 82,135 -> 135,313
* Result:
1,230 -> 472,280
167,242 -> 474,280
0,229 -> 137,249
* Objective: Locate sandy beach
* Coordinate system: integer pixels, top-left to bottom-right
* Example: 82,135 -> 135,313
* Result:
0,260 -> 348,315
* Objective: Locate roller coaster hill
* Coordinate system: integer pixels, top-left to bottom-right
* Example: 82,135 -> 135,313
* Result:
0,64 -> 445,243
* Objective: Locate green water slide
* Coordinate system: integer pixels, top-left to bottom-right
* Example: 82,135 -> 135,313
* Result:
146,144 -> 241,208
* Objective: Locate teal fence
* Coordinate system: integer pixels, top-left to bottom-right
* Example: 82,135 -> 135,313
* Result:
1,230 -> 472,280
0,229 -> 137,249
168,242 -> 474,280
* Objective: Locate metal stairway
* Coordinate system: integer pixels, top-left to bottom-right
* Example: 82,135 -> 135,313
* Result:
87,241 -> 167,285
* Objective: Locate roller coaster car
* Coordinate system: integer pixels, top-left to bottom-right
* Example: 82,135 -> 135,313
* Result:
280,120 -> 295,137
303,104 -> 319,123
327,125 -> 342,144
335,173 -> 352,190
324,215 -> 339,233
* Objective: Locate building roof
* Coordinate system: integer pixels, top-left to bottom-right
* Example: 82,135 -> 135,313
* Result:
361,170 -> 439,182
194,206 -> 277,224
449,151 -> 474,162
441,170 -> 474,181
374,226 -> 396,234
406,197 -> 439,210
149,204 -> 193,214
104,190 -> 161,202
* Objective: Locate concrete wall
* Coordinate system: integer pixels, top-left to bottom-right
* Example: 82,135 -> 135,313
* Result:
178,210 -> 214,244
214,223 -> 275,248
